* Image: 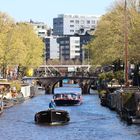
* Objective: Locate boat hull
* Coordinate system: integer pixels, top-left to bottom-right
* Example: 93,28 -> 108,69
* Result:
54,99 -> 82,106
34,109 -> 70,125
53,92 -> 82,106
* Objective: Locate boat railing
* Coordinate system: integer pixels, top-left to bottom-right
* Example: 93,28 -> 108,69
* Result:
54,93 -> 81,100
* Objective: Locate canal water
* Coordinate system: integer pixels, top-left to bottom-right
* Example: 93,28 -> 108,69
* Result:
0,85 -> 140,140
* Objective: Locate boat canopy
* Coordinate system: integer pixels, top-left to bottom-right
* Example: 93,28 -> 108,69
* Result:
54,92 -> 81,95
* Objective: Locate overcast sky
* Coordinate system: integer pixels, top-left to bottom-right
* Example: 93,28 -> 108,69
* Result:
0,0 -> 113,27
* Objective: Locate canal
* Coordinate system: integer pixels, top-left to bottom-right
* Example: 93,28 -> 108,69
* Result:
0,86 -> 140,140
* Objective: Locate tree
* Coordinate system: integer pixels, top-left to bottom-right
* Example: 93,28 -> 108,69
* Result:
0,12 -> 44,78
0,12 -> 16,78
88,0 -> 140,66
14,23 -> 44,68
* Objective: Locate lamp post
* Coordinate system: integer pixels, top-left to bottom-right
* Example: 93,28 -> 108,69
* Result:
43,39 -> 47,77
88,46 -> 90,65
124,0 -> 129,86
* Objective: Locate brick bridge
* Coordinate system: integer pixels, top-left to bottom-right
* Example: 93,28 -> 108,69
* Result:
23,76 -> 97,94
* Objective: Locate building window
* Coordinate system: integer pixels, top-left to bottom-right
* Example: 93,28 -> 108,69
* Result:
70,30 -> 74,32
75,20 -> 79,24
91,20 -> 95,24
91,25 -> 95,29
65,45 -> 69,49
70,20 -> 74,23
87,20 -> 90,24
65,50 -> 69,54
60,41 -> 64,44
75,30 -> 79,33
75,45 -> 80,48
65,41 -> 69,44
70,25 -> 74,27
81,20 -> 85,24
75,51 -> 80,53
75,40 -> 79,44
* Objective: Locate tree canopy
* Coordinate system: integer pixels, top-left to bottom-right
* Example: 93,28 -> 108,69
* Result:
88,0 -> 140,66
0,12 -> 44,77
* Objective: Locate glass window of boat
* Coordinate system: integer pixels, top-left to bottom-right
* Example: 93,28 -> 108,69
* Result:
67,94 -> 72,99
71,94 -> 77,99
54,94 -> 62,99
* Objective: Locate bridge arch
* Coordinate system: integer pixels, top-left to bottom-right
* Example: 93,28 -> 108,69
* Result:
47,77 -> 96,95
22,76 -> 97,95
51,78 -> 79,94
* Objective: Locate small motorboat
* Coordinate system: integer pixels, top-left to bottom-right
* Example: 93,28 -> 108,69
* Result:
53,92 -> 83,106
34,109 -> 70,125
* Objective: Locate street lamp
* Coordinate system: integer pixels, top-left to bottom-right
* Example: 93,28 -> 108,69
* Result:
43,39 -> 47,77
88,46 -> 90,65
124,0 -> 129,86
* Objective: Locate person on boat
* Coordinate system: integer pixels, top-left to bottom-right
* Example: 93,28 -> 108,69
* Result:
49,99 -> 56,109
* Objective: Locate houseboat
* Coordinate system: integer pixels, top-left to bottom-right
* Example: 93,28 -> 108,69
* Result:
34,109 -> 70,125
53,92 -> 82,106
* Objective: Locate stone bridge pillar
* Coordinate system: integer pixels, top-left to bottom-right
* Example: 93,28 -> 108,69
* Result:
39,80 -> 54,94
80,79 -> 96,94
80,83 -> 88,94
45,85 -> 51,94
59,80 -> 63,87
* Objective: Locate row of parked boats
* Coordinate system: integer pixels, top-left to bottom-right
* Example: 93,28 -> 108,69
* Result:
99,86 -> 140,124
0,81 -> 37,115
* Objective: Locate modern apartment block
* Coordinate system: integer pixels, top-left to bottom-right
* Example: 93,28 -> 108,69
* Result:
45,36 -> 59,60
29,20 -> 48,38
45,36 -> 80,62
44,14 -> 99,64
53,14 -> 100,36
58,36 -> 80,61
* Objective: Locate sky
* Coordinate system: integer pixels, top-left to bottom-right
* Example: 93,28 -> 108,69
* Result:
0,0 -> 113,27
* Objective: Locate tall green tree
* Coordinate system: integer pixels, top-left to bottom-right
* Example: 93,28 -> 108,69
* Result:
0,12 -> 15,77
89,0 -> 140,66
0,12 -> 44,78
13,23 -> 44,68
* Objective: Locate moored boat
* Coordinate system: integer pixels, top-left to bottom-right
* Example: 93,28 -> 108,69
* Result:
34,109 -> 70,125
53,92 -> 82,106
0,99 -> 3,115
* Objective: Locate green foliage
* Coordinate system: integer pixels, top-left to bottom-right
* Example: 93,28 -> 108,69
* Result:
114,70 -> 124,81
87,0 -> 140,66
0,12 -> 44,77
98,89 -> 107,95
98,73 -> 107,81
12,23 -> 44,68
99,71 -> 114,81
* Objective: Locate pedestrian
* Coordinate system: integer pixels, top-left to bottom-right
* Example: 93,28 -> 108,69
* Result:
49,99 -> 56,109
